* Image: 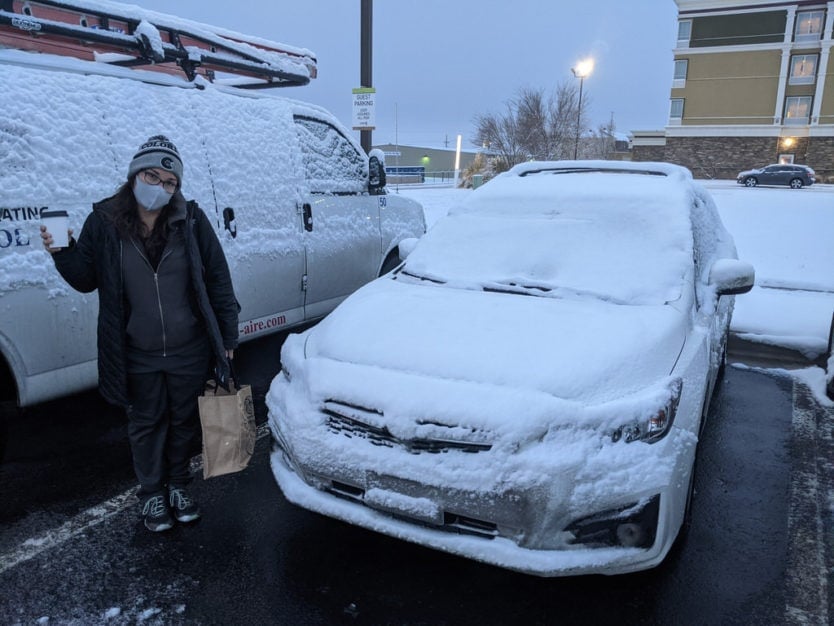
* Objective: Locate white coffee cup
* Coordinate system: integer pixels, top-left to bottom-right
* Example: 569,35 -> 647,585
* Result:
41,209 -> 69,248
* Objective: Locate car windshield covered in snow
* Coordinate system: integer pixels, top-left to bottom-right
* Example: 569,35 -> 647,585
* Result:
400,169 -> 694,306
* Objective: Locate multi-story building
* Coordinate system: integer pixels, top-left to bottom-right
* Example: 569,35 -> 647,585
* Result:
633,1 -> 834,181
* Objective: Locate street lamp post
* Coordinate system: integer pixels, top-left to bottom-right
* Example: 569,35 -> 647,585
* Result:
571,58 -> 594,160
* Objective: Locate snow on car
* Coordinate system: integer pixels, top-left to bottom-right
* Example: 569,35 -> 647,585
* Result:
266,161 -> 755,577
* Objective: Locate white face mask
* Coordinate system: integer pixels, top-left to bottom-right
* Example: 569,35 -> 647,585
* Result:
133,177 -> 173,211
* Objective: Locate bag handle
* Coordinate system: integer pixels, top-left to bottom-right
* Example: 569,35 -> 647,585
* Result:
211,357 -> 241,392
228,358 -> 242,391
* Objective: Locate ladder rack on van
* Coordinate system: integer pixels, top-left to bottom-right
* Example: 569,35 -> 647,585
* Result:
0,0 -> 317,88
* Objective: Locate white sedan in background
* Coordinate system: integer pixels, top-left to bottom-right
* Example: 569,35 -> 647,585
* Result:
267,161 -> 755,577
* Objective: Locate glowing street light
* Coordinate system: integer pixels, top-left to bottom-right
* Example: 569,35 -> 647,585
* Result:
572,58 -> 594,160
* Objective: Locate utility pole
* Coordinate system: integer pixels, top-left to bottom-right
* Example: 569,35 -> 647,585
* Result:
360,0 -> 372,154
571,58 -> 594,160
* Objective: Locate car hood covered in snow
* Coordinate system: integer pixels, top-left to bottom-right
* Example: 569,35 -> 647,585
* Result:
305,277 -> 687,406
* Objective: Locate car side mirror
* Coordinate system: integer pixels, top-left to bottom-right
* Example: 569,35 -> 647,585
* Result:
223,207 -> 237,238
398,237 -> 419,261
709,259 -> 755,295
368,155 -> 387,195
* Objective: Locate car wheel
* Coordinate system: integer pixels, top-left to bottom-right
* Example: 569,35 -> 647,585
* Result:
789,178 -> 804,189
744,177 -> 757,187
680,455 -> 697,536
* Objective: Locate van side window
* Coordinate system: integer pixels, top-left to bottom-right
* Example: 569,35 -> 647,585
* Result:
294,116 -> 365,194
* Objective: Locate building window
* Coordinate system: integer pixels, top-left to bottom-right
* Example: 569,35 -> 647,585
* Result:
670,98 -> 684,123
778,153 -> 794,165
677,20 -> 692,46
794,11 -> 824,42
789,55 -> 818,85
784,96 -> 812,125
673,59 -> 688,88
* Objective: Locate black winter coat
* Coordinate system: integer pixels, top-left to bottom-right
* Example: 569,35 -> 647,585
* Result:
53,192 -> 239,408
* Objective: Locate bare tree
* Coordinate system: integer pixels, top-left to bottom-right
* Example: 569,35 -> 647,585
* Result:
473,101 -> 526,169
550,82 -> 585,159
516,87 -> 549,160
473,82 -> 594,167
587,113 -> 618,159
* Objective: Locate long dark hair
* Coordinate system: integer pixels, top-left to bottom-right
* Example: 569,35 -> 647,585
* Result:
111,176 -> 173,262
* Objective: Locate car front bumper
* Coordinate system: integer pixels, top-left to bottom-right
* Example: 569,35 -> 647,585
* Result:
268,438 -> 681,577
267,378 -> 694,577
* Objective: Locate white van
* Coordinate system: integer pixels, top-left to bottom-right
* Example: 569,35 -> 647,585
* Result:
0,31 -> 424,408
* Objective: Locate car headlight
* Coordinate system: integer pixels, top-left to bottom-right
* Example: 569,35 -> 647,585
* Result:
610,378 -> 682,444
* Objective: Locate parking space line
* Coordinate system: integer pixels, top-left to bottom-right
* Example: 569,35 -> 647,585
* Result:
0,423 -> 270,576
784,382 -> 830,625
0,489 -> 137,576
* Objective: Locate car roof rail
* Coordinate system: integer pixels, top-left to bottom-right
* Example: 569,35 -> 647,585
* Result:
0,0 -> 316,88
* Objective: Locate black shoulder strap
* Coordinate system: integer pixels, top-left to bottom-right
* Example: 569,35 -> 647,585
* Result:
185,200 -> 207,266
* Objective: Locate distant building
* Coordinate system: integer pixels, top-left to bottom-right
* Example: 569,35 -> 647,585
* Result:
632,0 -> 834,181
372,143 -> 480,174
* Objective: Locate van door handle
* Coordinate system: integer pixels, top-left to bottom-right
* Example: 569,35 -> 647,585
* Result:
222,207 -> 237,238
302,203 -> 313,232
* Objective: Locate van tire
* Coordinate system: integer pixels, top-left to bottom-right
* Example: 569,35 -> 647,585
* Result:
0,401 -> 13,463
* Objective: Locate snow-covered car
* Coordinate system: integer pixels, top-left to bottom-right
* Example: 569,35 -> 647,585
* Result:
736,164 -> 815,188
267,161 -> 755,577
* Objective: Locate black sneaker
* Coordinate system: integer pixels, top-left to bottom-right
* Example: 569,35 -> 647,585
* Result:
142,493 -> 174,532
168,485 -> 201,523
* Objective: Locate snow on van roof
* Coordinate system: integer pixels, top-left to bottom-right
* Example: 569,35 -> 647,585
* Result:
0,48 -> 365,297
45,0 -> 315,58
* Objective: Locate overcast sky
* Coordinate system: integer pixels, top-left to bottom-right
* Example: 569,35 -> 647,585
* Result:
133,1 -> 680,149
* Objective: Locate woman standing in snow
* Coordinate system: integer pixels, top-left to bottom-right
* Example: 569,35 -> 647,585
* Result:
40,135 -> 239,532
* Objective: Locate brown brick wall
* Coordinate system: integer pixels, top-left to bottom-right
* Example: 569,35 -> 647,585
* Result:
806,139 -> 834,182
633,136 -> 834,181
631,145 -> 666,163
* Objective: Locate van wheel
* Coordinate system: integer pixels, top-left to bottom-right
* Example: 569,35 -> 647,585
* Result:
744,177 -> 757,187
789,178 -> 803,189
379,249 -> 401,276
0,401 -> 14,463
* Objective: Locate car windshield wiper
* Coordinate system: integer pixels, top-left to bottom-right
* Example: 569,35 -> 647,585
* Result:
399,270 -> 447,285
482,282 -> 551,297
482,280 -> 631,305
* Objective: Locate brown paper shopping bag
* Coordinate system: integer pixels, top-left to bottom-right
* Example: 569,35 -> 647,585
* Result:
198,368 -> 256,479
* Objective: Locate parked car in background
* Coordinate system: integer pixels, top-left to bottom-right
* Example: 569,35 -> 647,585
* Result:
736,164 -> 815,189
267,161 -> 755,577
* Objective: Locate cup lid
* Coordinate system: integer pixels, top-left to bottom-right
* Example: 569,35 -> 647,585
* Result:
41,209 -> 68,218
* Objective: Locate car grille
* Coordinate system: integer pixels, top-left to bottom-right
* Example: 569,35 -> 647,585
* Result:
323,400 -> 492,455
327,480 -> 500,540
